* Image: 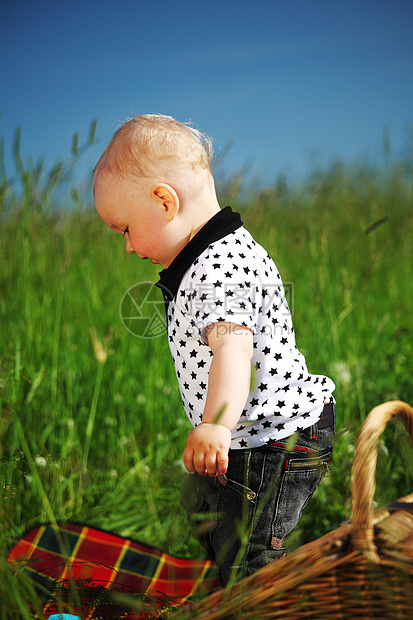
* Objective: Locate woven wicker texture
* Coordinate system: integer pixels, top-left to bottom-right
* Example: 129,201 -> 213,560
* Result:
178,400 -> 413,619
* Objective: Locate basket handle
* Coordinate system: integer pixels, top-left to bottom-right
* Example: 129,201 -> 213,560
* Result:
350,400 -> 413,563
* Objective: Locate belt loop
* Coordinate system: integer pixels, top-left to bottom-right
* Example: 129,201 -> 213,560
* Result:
310,422 -> 318,440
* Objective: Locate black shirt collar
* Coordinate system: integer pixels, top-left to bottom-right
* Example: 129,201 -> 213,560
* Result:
156,206 -> 243,303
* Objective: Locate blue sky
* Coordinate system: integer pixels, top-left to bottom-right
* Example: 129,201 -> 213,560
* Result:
1,0 -> 412,187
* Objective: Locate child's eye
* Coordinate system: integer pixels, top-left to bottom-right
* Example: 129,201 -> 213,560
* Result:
123,227 -> 129,237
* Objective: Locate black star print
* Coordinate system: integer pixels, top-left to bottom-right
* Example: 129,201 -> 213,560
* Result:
239,439 -> 248,447
195,392 -> 203,400
274,353 -> 282,361
277,400 -> 285,408
258,383 -> 267,391
250,397 -> 259,406
276,423 -> 285,431
248,428 -> 259,436
262,346 -> 271,355
262,420 -> 272,429
189,350 -> 197,358
197,360 -> 206,368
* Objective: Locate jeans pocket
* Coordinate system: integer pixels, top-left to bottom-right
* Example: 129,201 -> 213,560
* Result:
271,448 -> 332,541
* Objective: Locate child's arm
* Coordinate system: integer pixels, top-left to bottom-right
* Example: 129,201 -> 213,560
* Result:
182,322 -> 253,477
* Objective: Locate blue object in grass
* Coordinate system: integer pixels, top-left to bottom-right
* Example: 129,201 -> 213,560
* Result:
48,615 -> 81,619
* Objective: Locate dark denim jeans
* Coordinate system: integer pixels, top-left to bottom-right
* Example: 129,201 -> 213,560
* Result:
181,404 -> 335,586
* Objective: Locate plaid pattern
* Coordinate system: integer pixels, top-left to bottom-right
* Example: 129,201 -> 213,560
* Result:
7,522 -> 220,618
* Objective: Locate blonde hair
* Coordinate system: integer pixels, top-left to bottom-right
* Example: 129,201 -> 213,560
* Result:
93,114 -> 214,193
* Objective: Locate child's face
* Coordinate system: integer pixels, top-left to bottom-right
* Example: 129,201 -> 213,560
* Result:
94,173 -> 179,268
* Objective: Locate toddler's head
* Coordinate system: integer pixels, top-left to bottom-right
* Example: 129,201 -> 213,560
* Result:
93,114 -> 214,199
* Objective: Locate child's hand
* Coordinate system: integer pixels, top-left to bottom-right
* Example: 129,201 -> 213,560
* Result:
183,423 -> 231,477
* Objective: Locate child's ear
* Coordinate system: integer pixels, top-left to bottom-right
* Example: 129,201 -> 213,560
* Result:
152,184 -> 179,221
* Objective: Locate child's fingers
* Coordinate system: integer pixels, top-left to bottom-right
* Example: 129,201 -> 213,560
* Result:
182,446 -> 196,474
193,452 -> 208,475
205,453 -> 218,477
217,449 -> 229,475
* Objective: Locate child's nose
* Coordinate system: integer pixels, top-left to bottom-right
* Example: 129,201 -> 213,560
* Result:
125,235 -> 134,254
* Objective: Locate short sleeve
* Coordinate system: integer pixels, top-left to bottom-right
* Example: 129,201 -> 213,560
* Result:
180,247 -> 261,338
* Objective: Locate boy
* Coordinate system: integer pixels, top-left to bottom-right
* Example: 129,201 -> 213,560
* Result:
93,114 -> 335,586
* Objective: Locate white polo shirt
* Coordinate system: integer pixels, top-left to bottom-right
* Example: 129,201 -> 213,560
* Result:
157,207 -> 335,449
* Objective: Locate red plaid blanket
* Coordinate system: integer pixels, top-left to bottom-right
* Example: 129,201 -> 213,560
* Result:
7,522 -> 220,618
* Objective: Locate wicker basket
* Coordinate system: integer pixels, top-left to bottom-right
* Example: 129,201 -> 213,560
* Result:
179,400 -> 413,619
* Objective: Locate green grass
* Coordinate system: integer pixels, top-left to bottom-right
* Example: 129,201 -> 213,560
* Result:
1,127 -> 412,617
